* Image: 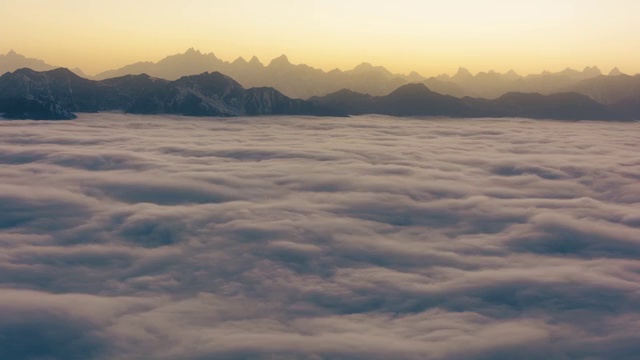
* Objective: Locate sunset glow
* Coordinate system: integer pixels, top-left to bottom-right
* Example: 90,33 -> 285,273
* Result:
2,0 -> 639,75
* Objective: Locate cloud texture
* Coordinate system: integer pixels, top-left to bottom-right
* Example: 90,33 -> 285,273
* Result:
0,114 -> 639,359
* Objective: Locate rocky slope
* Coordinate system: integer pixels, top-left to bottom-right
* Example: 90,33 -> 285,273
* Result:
0,68 -> 343,119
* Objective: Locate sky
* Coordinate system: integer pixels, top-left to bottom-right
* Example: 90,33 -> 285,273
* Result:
1,0 -> 639,76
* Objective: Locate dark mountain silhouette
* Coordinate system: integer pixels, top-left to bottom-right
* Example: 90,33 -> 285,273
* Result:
310,83 -> 629,120
1,68 -> 635,121
468,92 -> 615,120
0,68 -> 343,119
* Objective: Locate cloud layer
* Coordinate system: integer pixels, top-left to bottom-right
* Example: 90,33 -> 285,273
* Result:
1,114 -> 639,359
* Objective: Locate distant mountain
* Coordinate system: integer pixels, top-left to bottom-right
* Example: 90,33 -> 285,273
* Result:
443,66 -> 608,99
93,48 -> 465,99
508,67 -> 604,96
0,68 -> 343,119
0,50 -> 56,74
310,83 -> 629,121
0,50 -> 86,77
608,67 -> 623,77
4,49 -> 631,104
563,74 -> 640,105
91,49 -> 636,102
561,74 -> 640,118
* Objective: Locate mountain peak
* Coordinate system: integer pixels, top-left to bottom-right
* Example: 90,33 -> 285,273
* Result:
503,69 -> 521,81
185,47 -> 202,55
389,82 -> 432,97
5,49 -> 24,59
248,55 -> 263,66
46,67 -> 84,80
452,67 -> 474,81
406,71 -> 424,81
232,56 -> 247,65
609,67 -> 623,76
583,66 -> 602,76
354,62 -> 374,71
269,54 -> 291,67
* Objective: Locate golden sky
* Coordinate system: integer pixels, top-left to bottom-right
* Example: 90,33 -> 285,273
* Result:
1,0 -> 639,76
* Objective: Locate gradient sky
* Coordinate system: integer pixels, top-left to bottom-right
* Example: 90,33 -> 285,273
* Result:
1,0 -> 639,76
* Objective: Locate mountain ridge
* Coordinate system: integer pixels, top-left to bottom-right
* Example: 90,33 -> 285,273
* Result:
310,83 -> 634,121
4,50 -> 635,103
0,67 -> 344,119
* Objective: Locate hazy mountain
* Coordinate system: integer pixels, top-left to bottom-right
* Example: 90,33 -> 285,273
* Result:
93,48 -> 466,99
443,66 -> 610,99
4,49 -> 630,103
0,68 -> 343,119
0,50 -> 56,74
95,48 -> 225,81
563,74 -> 640,105
608,67 -> 624,76
448,68 -> 521,98
91,49 -> 634,102
310,83 -> 627,120
0,50 -> 86,77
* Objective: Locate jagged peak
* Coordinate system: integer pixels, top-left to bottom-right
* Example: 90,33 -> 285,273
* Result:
583,65 -> 602,75
453,67 -> 474,79
269,54 -> 291,67
248,55 -> 263,66
4,49 -> 25,59
185,47 -> 202,55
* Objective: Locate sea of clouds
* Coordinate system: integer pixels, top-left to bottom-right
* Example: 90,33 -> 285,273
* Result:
0,113 -> 639,359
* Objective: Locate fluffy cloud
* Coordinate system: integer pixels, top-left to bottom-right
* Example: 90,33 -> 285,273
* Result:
0,114 -> 639,359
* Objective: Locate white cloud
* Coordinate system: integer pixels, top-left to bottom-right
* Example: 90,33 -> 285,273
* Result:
0,114 -> 639,359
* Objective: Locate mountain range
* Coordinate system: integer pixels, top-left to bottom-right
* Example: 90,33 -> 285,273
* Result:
3,49 -> 640,106
0,68 -> 342,119
309,84 -> 627,120
1,67 -> 637,121
89,49 -> 638,103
